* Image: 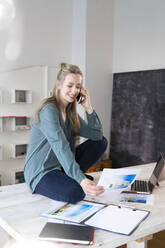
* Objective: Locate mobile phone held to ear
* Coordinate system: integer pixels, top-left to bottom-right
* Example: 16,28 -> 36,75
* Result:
77,93 -> 82,104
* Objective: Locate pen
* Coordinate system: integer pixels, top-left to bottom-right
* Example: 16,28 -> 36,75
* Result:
116,204 -> 137,211
122,190 -> 142,194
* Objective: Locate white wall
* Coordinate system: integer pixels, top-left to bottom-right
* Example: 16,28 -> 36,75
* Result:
0,0 -> 73,72
86,0 -> 114,156
72,0 -> 86,76
113,0 -> 165,72
71,0 -> 87,118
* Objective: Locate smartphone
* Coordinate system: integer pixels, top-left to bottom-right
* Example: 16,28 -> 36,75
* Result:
76,93 -> 82,104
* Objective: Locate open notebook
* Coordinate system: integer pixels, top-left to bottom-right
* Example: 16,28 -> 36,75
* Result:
41,200 -> 149,236
84,204 -> 149,236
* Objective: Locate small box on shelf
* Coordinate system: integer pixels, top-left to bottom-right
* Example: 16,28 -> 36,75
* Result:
11,89 -> 32,103
0,116 -> 31,131
15,171 -> 25,184
10,144 -> 28,159
11,116 -> 31,131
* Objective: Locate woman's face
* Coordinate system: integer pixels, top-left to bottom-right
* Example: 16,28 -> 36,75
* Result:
58,73 -> 82,105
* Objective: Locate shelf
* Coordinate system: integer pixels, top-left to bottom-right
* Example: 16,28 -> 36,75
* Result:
10,144 -> 28,159
0,116 -> 31,131
15,171 -> 25,184
11,116 -> 31,131
11,89 -> 32,103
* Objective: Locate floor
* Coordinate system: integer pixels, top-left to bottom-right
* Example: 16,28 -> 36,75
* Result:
118,230 -> 165,248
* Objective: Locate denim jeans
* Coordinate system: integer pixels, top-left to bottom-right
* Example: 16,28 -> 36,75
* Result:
34,136 -> 107,203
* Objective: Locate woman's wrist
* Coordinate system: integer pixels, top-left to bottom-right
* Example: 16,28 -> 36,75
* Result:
85,106 -> 93,114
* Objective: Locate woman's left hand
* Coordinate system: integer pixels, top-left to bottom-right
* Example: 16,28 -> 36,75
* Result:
80,178 -> 104,196
80,87 -> 93,114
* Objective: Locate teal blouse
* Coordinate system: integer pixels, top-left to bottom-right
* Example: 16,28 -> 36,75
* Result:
24,103 -> 103,192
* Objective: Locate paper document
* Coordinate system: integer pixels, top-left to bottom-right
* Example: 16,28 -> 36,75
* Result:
85,204 -> 149,235
120,193 -> 154,205
42,200 -> 104,223
85,190 -> 154,205
85,189 -> 121,204
84,168 -> 155,205
98,168 -> 141,190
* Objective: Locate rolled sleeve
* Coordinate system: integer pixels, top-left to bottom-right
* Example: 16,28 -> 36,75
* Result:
78,110 -> 103,140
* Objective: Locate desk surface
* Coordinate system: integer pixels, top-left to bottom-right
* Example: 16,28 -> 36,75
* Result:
0,163 -> 165,248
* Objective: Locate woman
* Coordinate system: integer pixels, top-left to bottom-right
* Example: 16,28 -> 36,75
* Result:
24,62 -> 107,203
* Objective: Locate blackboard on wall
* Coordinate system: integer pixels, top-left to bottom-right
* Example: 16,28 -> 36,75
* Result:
110,69 -> 165,168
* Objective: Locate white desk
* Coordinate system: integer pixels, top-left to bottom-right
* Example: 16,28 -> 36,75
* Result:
0,163 -> 165,248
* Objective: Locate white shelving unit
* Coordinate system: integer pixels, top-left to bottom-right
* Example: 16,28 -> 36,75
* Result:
0,66 -> 46,185
10,144 -> 28,159
11,89 -> 32,103
11,116 -> 31,131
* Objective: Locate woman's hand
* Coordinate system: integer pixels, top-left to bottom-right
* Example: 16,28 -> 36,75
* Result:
80,178 -> 104,196
79,87 -> 93,114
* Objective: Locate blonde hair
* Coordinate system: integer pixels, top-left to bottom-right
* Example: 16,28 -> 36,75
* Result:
35,62 -> 83,135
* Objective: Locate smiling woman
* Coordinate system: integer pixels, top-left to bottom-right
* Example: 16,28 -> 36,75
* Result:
24,62 -> 107,204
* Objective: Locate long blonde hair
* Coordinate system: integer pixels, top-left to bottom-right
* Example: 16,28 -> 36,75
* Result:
35,62 -> 83,135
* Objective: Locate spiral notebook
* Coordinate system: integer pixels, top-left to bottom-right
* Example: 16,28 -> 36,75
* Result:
84,204 -> 149,235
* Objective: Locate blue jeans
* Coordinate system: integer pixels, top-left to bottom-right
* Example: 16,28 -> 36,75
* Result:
34,136 -> 107,203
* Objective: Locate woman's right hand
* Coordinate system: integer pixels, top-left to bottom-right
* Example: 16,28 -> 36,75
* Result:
80,178 -> 104,196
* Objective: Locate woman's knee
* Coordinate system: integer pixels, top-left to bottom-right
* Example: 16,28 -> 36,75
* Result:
95,136 -> 108,153
101,136 -> 108,152
67,184 -> 85,203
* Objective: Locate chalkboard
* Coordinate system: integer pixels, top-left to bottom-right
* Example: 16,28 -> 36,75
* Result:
110,69 -> 165,168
